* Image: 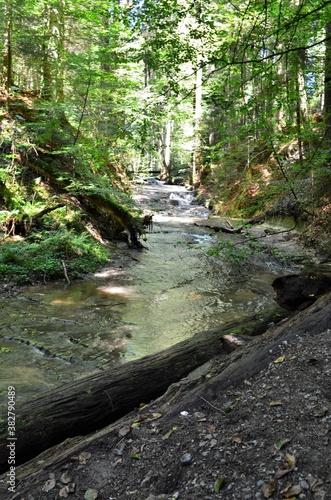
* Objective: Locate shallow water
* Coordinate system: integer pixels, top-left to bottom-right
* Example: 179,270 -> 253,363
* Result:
0,184 -> 292,403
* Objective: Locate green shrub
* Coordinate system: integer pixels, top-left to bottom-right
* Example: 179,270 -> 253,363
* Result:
0,230 -> 109,285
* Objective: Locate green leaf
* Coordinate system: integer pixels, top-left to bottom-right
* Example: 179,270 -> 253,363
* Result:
214,474 -> 225,492
274,438 -> 291,450
162,426 -> 177,440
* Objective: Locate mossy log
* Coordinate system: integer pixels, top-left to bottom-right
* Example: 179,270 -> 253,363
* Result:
0,307 -> 287,473
24,157 -> 145,247
6,203 -> 65,236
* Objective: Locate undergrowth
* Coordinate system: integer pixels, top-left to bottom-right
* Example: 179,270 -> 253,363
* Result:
0,230 -> 110,285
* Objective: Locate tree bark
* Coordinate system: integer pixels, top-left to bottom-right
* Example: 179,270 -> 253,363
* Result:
41,1 -> 65,100
2,0 -> 13,93
324,22 -> 331,145
0,307 -> 287,473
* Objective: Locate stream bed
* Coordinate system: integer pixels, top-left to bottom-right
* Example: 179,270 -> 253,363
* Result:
0,184 -> 311,404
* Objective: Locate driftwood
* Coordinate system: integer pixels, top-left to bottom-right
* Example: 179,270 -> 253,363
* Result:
0,307 -> 286,473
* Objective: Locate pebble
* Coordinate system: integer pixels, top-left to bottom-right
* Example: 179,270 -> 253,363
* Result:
256,480 -> 265,487
300,480 -> 309,490
181,453 -> 192,465
194,412 -> 206,419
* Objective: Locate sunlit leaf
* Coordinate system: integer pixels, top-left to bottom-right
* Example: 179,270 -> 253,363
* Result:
162,426 -> 177,440
233,436 -> 247,445
285,453 -> 296,469
84,489 -> 99,500
59,486 -> 69,498
78,451 -> 91,464
42,479 -> 56,492
60,472 -> 71,484
151,412 -> 162,420
274,355 -> 286,363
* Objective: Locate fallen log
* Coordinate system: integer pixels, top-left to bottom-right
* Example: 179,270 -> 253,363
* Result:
25,158 -> 145,248
194,222 -> 243,234
0,307 -> 286,473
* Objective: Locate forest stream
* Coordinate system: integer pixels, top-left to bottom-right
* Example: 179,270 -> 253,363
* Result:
0,182 -> 315,406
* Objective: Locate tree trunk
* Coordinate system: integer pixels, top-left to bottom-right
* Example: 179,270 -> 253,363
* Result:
295,48 -> 308,167
192,61 -> 203,185
160,291 -> 331,425
0,307 -> 287,473
324,22 -> 331,145
41,1 -> 65,100
164,121 -> 172,176
2,0 -> 13,92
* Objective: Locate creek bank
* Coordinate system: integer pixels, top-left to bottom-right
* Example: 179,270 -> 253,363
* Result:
2,292 -> 330,499
1,183 -> 313,407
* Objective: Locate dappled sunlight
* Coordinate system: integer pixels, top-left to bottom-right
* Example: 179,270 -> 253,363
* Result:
51,299 -> 77,305
97,284 -> 136,297
94,268 -> 124,278
153,212 -> 203,224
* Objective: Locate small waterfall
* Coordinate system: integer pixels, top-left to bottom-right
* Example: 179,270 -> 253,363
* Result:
169,192 -> 194,206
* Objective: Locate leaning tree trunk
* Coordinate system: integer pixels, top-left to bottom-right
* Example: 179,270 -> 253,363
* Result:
23,153 -> 144,247
0,307 -> 286,473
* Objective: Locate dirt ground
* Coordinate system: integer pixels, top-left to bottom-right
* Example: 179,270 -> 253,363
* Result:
1,301 -> 331,500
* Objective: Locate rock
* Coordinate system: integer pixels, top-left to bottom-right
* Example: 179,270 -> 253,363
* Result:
181,453 -> 193,465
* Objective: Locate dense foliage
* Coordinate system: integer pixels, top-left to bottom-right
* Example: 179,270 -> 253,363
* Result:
1,0 -> 331,282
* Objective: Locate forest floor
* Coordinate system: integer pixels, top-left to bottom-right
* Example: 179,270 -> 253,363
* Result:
1,184 -> 331,500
